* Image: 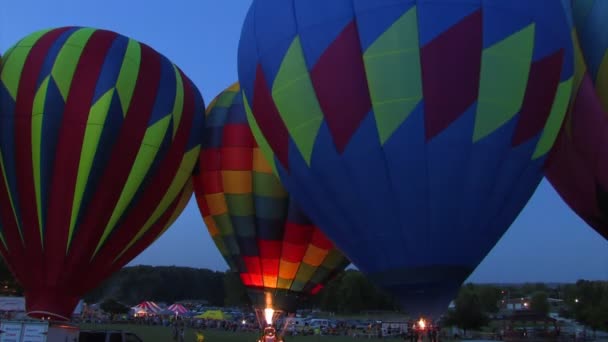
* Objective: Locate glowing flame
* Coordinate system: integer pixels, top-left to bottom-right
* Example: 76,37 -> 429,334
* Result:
418,318 -> 426,330
264,308 -> 275,325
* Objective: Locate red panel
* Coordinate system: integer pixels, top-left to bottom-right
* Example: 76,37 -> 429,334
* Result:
311,21 -> 372,153
421,10 -> 483,140
243,255 -> 262,274
222,124 -> 255,147
220,147 -> 253,171
240,273 -> 254,286
258,240 -> 282,259
249,274 -> 264,287
261,258 -> 280,277
200,149 -> 221,171
310,228 -> 334,250
283,222 -> 313,244
194,190 -> 211,217
200,171 -> 223,194
310,284 -> 324,295
45,30 -> 118,287
512,50 -> 565,146
252,64 -> 290,169
281,242 -> 307,263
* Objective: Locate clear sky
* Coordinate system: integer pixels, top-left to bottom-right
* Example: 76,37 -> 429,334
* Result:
1,1 -> 606,284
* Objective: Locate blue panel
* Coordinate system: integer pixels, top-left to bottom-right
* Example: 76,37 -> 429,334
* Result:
286,198 -> 312,225
237,6 -> 260,103
576,1 -> 608,77
295,0 -> 354,70
353,0 -> 415,52
254,196 -> 287,223
0,84 -> 22,228
226,97 -> 247,124
382,103 -> 428,270
40,78 -> 66,229
37,27 -> 80,90
255,218 -> 285,241
206,108 -> 229,128
481,4 -> 533,49
417,0 -> 479,46
342,111 -> 404,272
238,236 -> 260,256
426,104 -> 475,265
74,91 -> 124,231
147,55 -> 177,126
92,34 -> 129,104
254,0 -> 298,86
230,215 -> 256,238
203,127 -> 223,148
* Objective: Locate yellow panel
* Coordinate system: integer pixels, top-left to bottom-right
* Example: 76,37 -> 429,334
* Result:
204,216 -> 220,236
302,245 -> 328,267
263,276 -> 278,288
221,170 -> 252,194
253,148 -> 273,173
205,193 -> 228,215
278,259 -> 299,280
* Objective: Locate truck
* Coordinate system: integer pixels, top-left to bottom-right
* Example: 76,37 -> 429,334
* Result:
0,320 -> 79,342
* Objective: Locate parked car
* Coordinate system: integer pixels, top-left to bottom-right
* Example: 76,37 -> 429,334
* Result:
79,330 -> 143,342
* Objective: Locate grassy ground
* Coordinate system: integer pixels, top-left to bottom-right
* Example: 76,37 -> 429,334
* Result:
79,324 -> 397,342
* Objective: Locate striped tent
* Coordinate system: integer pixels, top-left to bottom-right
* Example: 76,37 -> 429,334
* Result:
134,301 -> 161,314
167,304 -> 188,315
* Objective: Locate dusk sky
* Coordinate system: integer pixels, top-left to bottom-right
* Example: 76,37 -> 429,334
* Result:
1,1 -> 606,284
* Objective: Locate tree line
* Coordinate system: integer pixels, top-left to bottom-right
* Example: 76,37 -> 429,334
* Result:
0,261 -> 606,332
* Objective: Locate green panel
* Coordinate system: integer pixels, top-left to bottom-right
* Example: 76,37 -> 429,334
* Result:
277,277 -> 292,290
68,89 -> 115,249
171,65 -> 185,137
244,93 -> 277,175
0,151 -> 22,243
212,236 -> 229,257
1,47 -> 36,100
294,263 -> 316,283
290,279 -> 307,292
225,194 -> 254,216
16,28 -> 52,47
215,90 -> 238,108
214,213 -> 234,236
272,37 -> 323,165
532,78 -> 573,159
473,24 -> 535,142
116,39 -> 141,115
322,250 -> 347,269
309,266 -> 330,284
232,216 -> 256,238
52,28 -> 96,101
363,7 -> 422,144
252,172 -> 287,197
94,115 -> 172,256
32,76 -> 50,239
224,236 -> 241,255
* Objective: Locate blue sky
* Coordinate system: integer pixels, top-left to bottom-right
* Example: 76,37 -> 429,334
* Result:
1,1 -> 606,284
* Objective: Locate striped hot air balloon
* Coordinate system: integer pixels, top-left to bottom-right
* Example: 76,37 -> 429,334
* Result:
0,27 -> 204,320
238,0 -> 574,317
193,83 -> 349,314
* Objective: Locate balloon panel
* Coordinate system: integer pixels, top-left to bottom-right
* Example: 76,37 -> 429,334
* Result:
0,27 -> 204,320
238,1 -> 573,316
193,83 -> 349,312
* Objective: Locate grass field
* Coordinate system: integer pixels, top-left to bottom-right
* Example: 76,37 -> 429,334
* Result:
79,324 -> 395,342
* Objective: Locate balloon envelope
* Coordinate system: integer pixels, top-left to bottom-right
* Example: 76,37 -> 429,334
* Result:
0,27 -> 204,320
545,0 -> 608,240
238,0 -> 573,317
193,83 -> 349,312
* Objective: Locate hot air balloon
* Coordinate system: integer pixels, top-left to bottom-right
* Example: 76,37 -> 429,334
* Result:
192,83 -> 349,325
238,0 -> 574,318
0,27 -> 204,320
545,0 -> 608,240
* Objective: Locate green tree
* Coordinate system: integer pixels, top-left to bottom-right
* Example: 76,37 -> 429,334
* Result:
100,298 -> 129,315
223,271 -> 250,307
476,285 -> 502,313
445,286 -> 489,336
530,292 -> 549,316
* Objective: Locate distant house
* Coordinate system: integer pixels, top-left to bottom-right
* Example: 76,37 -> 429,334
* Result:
500,297 -> 530,311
